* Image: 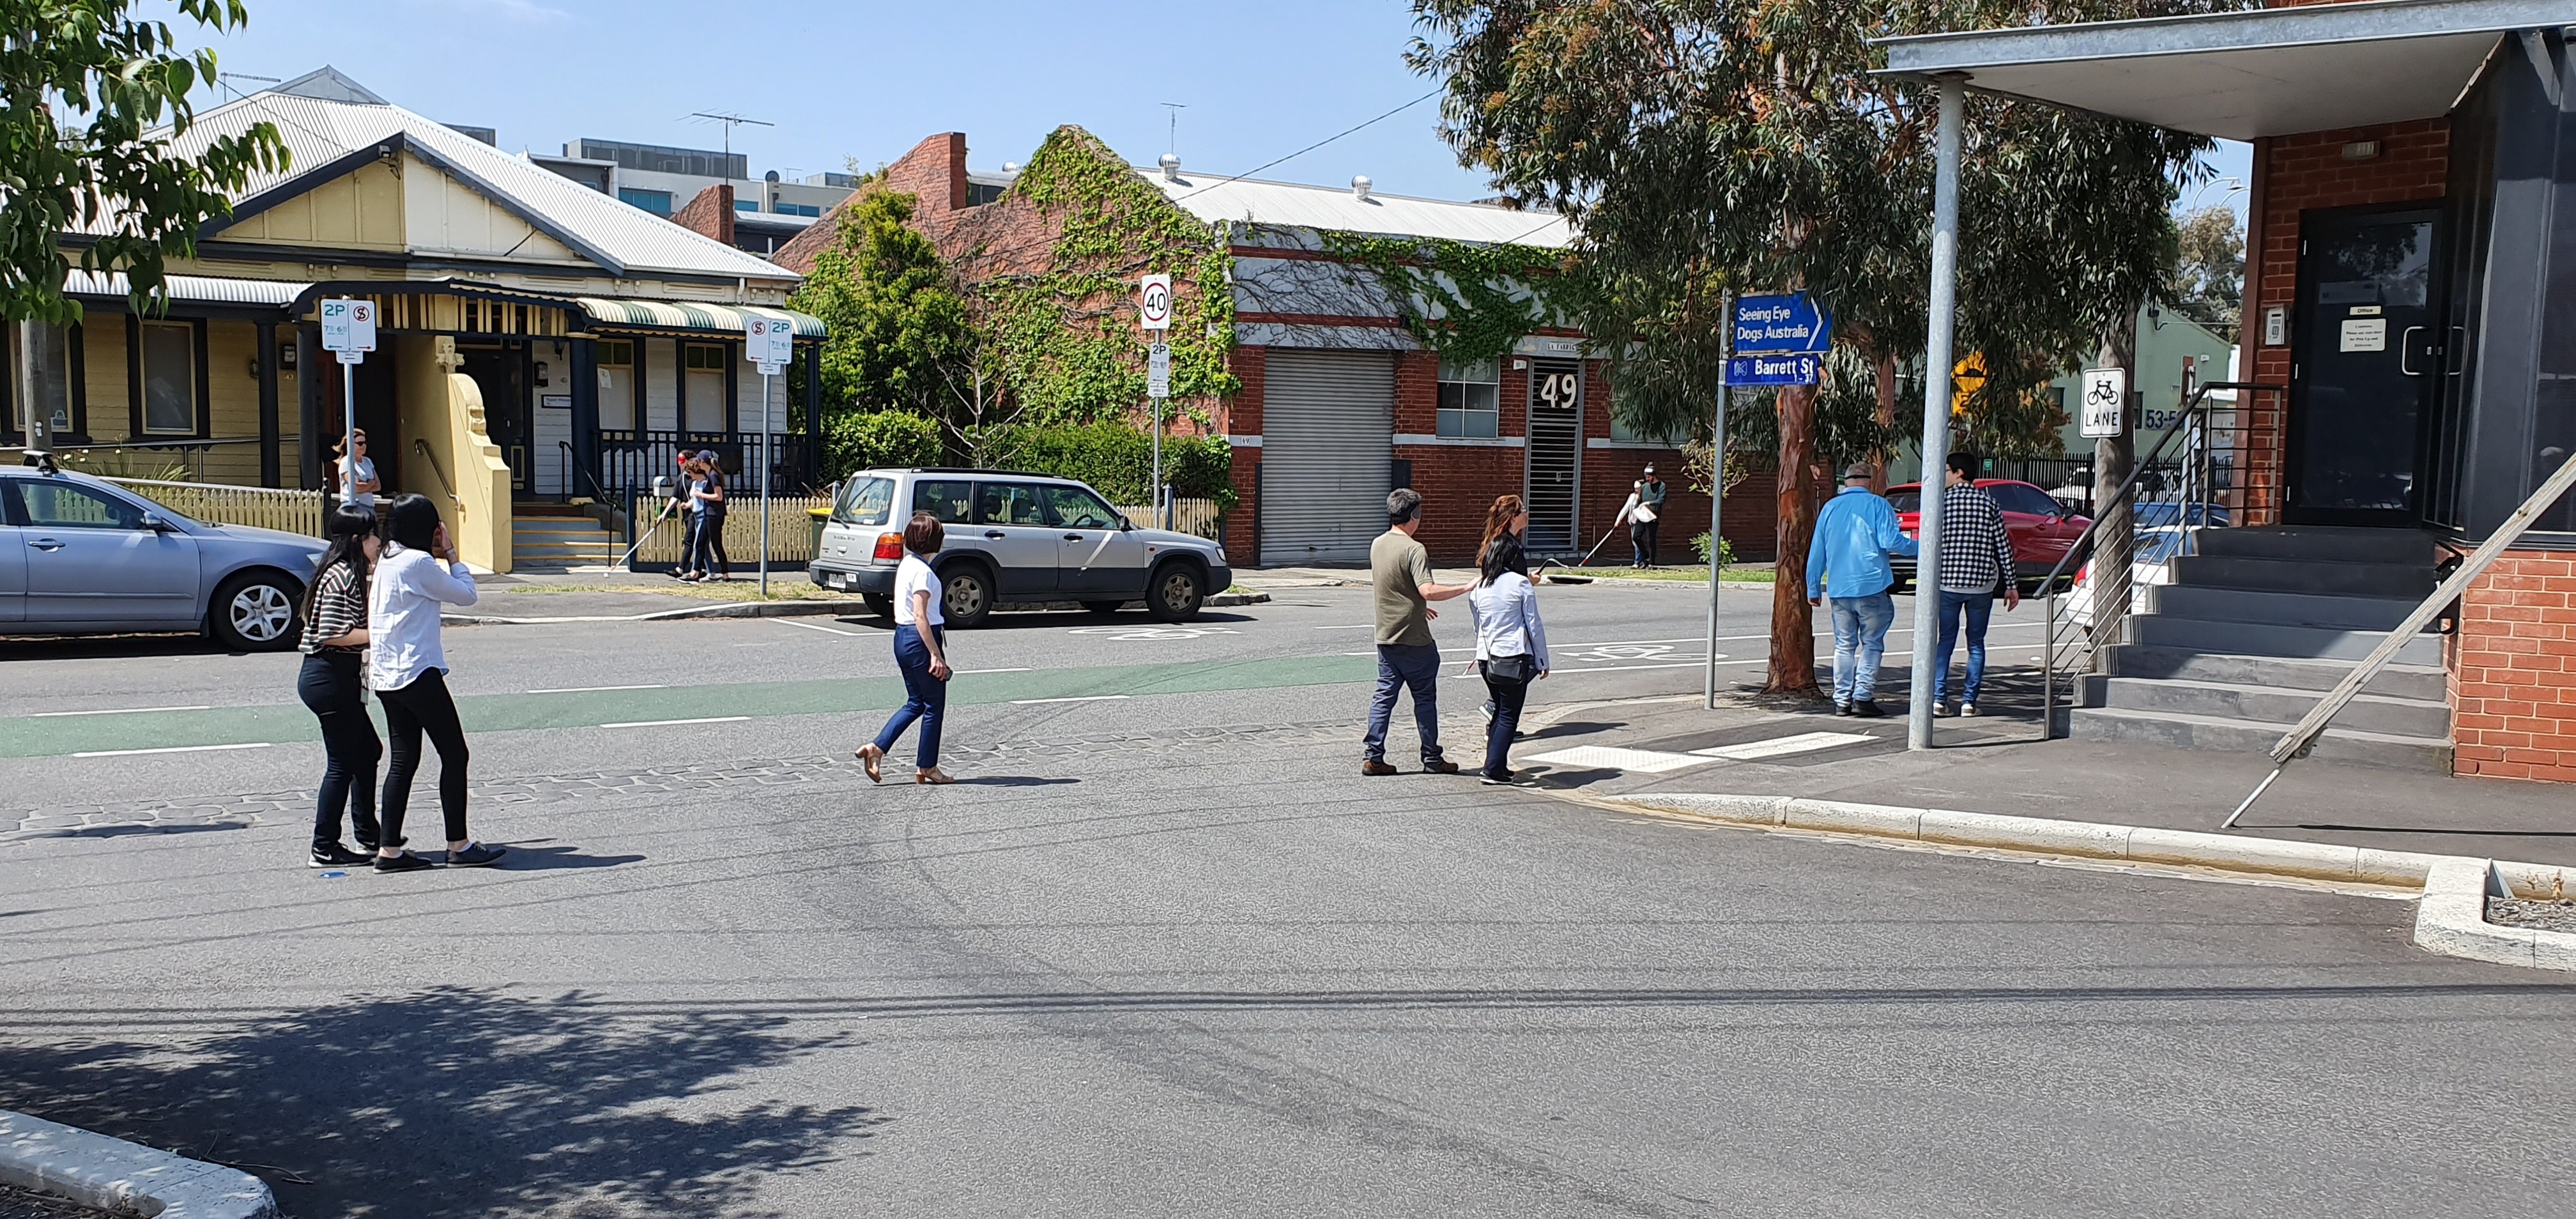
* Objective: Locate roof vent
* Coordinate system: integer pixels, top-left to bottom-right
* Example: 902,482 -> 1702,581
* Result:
1351,174 -> 1373,201
1002,162 -> 1020,174
1158,153 -> 1181,181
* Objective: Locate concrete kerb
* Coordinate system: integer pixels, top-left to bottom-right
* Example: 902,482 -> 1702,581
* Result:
1,1109 -> 276,1218
1607,792 -> 2576,972
443,590 -> 1271,626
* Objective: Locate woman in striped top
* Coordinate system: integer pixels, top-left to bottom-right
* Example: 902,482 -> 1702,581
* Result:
296,504 -> 385,868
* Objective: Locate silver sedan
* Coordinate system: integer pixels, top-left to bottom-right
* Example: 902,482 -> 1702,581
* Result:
0,468 -> 326,650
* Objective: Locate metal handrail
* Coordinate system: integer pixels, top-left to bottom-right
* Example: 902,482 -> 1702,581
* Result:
2036,379 -> 2283,739
411,438 -> 459,505
556,440 -> 613,505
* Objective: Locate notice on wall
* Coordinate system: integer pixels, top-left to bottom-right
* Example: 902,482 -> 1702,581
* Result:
2340,318 -> 2388,352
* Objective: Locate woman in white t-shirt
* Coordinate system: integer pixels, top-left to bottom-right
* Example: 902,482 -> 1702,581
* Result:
856,511 -> 956,784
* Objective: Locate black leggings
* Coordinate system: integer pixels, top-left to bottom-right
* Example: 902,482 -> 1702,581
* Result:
296,651 -> 381,852
379,668 -> 470,849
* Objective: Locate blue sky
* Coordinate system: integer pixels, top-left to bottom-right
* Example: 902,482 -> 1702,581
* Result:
192,0 -> 2248,222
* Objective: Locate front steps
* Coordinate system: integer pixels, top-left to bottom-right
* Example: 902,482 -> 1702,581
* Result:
2067,525 -> 2451,770
511,504 -> 620,571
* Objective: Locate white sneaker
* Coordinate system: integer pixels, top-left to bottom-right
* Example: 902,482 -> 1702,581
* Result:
1961,703 -> 1981,717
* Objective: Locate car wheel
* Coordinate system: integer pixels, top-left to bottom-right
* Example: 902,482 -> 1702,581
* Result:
862,593 -> 894,620
940,564 -> 993,628
1146,563 -> 1204,622
211,571 -> 302,652
1081,601 -> 1125,616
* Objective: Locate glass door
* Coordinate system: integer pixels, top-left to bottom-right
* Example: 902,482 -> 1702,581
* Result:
2285,206 -> 2444,525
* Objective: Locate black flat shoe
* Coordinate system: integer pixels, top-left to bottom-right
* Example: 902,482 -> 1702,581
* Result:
373,852 -> 438,873
446,843 -> 507,867
310,843 -> 372,868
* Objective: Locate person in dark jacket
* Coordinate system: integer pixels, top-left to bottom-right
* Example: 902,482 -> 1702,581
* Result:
1932,452 -> 2021,716
295,503 -> 383,868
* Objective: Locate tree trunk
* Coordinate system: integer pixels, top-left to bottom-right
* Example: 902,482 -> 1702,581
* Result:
1765,380 -> 1821,694
2090,310 -> 2140,650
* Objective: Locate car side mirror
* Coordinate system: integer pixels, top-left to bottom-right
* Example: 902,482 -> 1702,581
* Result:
1117,514 -> 1135,531
140,512 -> 172,532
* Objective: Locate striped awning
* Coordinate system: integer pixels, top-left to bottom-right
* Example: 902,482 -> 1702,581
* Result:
572,297 -> 825,339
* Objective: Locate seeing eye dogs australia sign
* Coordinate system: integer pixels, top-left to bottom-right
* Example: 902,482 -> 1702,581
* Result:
1733,293 -> 1831,354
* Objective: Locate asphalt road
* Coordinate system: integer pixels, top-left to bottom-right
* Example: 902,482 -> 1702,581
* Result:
2,582 -> 2568,1217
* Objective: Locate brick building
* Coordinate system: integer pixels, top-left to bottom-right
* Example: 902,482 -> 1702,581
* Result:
1889,0 -> 2576,783
772,130 -> 1722,567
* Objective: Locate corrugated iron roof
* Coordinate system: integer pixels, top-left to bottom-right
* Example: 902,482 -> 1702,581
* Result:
126,88 -> 801,284
1147,172 -> 1575,249
64,269 -> 309,306
574,298 -> 825,339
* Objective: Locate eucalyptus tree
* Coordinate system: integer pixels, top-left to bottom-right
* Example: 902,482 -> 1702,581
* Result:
1411,0 -> 2211,693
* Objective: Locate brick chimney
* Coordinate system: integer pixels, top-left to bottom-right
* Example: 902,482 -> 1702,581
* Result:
672,183 -> 736,247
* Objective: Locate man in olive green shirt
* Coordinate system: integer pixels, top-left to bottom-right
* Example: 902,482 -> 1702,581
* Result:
1365,488 -> 1473,776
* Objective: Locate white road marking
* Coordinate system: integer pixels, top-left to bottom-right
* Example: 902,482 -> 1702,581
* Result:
72,742 -> 273,758
600,716 -> 752,729
959,667 -> 1032,675
1691,731 -> 1878,762
525,684 -> 669,694
1524,745 -> 1712,774
1312,624 -> 1375,630
1011,695 -> 1130,705
31,705 -> 212,717
781,619 -> 864,636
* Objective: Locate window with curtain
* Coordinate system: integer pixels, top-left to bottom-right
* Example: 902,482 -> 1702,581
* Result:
597,340 -> 636,431
682,344 -> 725,433
1436,355 -> 1499,438
141,322 -> 196,435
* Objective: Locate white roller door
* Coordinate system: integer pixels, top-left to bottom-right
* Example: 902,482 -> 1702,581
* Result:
1260,349 -> 1393,565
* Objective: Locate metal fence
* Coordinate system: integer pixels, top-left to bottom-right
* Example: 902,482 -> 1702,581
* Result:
625,491 -> 827,572
109,477 -> 328,537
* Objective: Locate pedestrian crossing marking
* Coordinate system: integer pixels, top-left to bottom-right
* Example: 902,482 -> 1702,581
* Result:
1689,731 -> 1877,762
1524,745 -> 1712,774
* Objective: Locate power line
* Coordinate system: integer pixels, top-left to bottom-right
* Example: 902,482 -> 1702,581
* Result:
1171,87 -> 1443,203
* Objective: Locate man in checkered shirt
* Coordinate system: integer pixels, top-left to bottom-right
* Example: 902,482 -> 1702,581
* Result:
1933,452 -> 2021,716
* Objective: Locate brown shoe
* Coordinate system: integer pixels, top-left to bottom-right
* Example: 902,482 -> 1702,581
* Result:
855,744 -> 884,784
1361,760 -> 1399,776
1423,759 -> 1462,775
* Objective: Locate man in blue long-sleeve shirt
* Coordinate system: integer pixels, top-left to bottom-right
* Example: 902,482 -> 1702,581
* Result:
1805,463 -> 1919,716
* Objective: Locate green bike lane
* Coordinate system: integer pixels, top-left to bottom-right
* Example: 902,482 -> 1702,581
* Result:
2,653 -> 1374,760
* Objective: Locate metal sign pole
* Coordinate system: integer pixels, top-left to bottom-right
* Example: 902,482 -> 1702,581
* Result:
758,370 -> 772,597
1906,75 -> 1966,749
1703,381 -> 1729,711
341,356 -> 358,505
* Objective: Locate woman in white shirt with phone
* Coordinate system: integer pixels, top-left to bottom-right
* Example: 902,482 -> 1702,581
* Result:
368,495 -> 506,871
1467,533 -> 1549,785
856,511 -> 956,785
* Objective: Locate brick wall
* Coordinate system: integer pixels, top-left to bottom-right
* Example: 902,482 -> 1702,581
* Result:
2244,119 -> 2448,523
2450,552 -> 2576,782
1226,346 -> 1264,567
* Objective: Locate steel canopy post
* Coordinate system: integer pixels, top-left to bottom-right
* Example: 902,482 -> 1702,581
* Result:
1907,75 -> 1965,750
1703,381 -> 1729,710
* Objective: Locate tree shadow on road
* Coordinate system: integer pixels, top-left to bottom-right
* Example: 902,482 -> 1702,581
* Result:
0,985 -> 884,1217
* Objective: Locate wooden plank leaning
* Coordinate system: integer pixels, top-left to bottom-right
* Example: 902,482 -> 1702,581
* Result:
2224,449 -> 2576,828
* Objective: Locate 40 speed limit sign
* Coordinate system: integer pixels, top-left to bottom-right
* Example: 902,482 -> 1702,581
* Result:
1138,275 -> 1172,332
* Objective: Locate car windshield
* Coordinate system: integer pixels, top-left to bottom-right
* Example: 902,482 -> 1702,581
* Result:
832,477 -> 894,526
1884,489 -> 1921,514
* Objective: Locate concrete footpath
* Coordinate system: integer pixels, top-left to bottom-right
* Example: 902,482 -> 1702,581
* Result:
1537,694 -> 2576,869
452,570 -> 1266,624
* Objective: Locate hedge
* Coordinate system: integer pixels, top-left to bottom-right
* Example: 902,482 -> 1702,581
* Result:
822,409 -> 941,481
970,422 -> 1236,510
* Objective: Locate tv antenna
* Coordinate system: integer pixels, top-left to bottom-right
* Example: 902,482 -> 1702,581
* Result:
686,111 -> 773,181
220,72 -> 281,101
1160,102 -> 1186,155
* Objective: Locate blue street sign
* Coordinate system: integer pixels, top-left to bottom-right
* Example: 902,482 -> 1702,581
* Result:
1733,293 -> 1832,353
1726,353 -> 1821,387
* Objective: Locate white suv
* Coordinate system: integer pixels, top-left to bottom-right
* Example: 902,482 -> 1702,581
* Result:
810,468 -> 1232,627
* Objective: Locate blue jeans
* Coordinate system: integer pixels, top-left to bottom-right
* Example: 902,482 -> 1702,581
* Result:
1829,591 -> 1896,705
872,624 -> 946,769
1364,643 -> 1446,763
1933,589 -> 1996,705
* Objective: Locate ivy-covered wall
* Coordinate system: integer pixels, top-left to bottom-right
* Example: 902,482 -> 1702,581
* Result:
958,127 -> 1239,429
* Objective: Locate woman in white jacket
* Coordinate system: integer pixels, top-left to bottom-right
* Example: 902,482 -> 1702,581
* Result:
368,495 -> 506,872
1466,534 -> 1549,785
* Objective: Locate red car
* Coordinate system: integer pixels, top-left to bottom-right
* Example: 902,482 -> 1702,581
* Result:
1882,479 -> 2092,591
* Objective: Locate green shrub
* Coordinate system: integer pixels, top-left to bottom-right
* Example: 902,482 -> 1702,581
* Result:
1690,532 -> 1737,567
824,409 -> 940,480
970,422 -> 1236,510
